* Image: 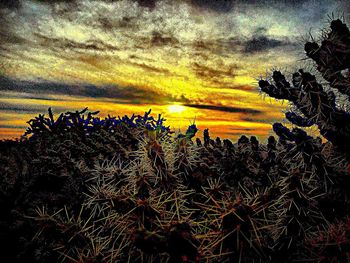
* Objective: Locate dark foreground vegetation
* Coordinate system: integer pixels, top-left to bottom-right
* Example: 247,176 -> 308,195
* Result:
1,19 -> 350,263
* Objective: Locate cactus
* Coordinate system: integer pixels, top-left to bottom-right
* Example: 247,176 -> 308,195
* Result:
305,19 -> 350,98
1,19 -> 350,263
1,107 -> 349,262
259,20 -> 350,150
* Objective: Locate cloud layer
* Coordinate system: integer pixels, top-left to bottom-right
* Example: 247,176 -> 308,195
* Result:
0,0 -> 348,139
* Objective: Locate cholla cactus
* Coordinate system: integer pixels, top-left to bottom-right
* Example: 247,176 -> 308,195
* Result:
2,20 -> 350,261
305,19 -> 350,98
259,19 -> 350,150
1,106 -> 350,262
33,112 -> 203,263
305,217 -> 350,262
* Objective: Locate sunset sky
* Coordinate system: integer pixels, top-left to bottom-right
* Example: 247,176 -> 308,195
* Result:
0,0 -> 348,140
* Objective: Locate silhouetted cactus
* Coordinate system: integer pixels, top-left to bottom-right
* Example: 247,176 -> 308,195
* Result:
259,20 -> 350,150
260,69 -> 350,149
305,19 -> 350,98
1,106 -> 350,262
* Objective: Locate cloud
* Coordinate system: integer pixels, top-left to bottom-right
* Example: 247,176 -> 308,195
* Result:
129,62 -> 173,75
150,31 -> 179,47
0,0 -> 79,10
241,117 -> 272,124
243,36 -> 287,53
191,62 -> 237,82
190,0 -> 236,12
0,7 -> 26,51
0,0 -> 20,9
240,26 -> 296,54
184,103 -> 261,114
0,124 -> 26,129
0,102 -> 46,113
0,30 -> 26,46
0,92 -> 60,101
136,0 -> 157,9
34,33 -> 120,52
0,75 -> 184,104
134,31 -> 180,49
189,0 -> 310,13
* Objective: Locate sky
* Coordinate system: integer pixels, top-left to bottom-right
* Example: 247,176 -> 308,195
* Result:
0,0 -> 348,140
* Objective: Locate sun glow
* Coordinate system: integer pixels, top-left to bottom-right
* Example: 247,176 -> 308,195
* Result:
167,104 -> 186,114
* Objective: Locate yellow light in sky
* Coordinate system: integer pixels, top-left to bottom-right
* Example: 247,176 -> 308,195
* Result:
168,104 -> 186,114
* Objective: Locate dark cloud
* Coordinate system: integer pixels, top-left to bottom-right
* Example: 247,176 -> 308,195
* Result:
241,117 -> 272,124
0,0 -> 20,9
192,34 -> 293,57
33,0 -> 76,2
0,102 -> 46,113
243,36 -> 285,53
190,0 -> 235,12
133,31 -> 179,50
0,9 -> 25,52
32,0 -> 79,6
191,38 -> 242,59
226,129 -> 255,136
254,27 -> 268,36
0,92 -> 60,101
0,0 -> 156,11
150,31 -> 179,47
0,75 -> 186,105
184,103 -> 261,114
0,0 -> 80,9
0,30 -> 26,46
189,0 -> 308,12
136,0 -> 157,9
0,124 -> 26,129
130,62 -> 173,75
34,33 -> 119,52
191,62 -> 237,82
96,15 -> 139,32
241,26 -> 297,54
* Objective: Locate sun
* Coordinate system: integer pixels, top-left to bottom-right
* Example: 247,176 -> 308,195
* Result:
167,104 -> 186,114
